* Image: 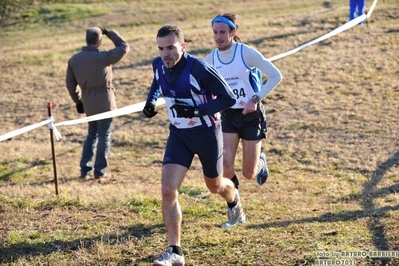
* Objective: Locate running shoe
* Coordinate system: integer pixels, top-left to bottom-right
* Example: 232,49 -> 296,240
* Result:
226,189 -> 244,226
153,247 -> 185,266
257,153 -> 269,185
221,212 -> 246,228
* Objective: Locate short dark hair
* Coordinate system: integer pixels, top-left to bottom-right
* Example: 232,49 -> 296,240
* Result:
156,24 -> 184,43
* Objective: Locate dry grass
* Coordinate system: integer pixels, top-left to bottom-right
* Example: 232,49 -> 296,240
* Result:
0,0 -> 399,265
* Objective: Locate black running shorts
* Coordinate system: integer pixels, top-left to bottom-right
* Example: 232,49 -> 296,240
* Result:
221,103 -> 267,140
163,122 -> 223,178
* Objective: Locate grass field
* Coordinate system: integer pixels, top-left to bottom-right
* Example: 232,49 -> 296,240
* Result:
0,0 -> 398,265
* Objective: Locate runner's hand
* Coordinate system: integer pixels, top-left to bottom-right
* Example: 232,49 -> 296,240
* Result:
143,101 -> 157,118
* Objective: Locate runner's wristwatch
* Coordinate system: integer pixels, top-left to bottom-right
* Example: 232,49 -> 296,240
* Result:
193,107 -> 200,117
251,94 -> 261,103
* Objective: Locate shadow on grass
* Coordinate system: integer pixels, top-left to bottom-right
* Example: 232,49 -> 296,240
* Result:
249,150 -> 399,260
0,223 -> 165,264
0,149 -> 78,188
0,166 -> 32,183
361,150 -> 399,251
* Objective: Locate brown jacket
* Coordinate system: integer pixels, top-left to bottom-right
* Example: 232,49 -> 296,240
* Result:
66,30 -> 130,116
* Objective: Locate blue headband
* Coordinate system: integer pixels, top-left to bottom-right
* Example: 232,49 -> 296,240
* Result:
211,16 -> 236,30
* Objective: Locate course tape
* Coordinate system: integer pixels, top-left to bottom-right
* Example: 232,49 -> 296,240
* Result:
0,98 -> 165,142
48,116 -> 63,140
269,0 -> 378,62
0,0 -> 378,142
53,98 -> 165,127
0,118 -> 52,142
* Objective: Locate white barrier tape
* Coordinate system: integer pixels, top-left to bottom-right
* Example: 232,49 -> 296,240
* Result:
268,14 -> 366,62
0,118 -> 52,142
368,0 -> 379,19
48,116 -> 62,140
0,0 -> 379,142
54,98 -> 165,127
268,0 -> 379,62
367,0 -> 378,19
0,99 -> 165,142
47,116 -> 55,130
53,126 -> 62,140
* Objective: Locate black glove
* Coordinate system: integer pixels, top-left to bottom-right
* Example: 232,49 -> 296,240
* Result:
143,101 -> 157,118
170,100 -> 200,118
101,28 -> 109,35
76,102 -> 84,114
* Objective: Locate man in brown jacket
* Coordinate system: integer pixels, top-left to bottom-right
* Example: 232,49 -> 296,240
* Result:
66,27 -> 130,180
